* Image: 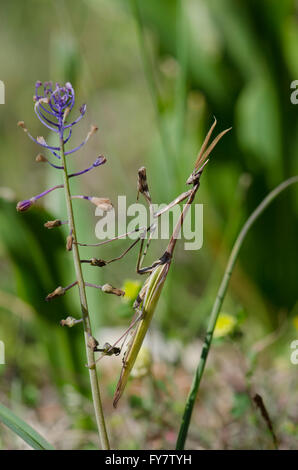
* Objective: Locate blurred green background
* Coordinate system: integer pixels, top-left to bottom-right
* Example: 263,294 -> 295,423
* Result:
0,0 -> 297,450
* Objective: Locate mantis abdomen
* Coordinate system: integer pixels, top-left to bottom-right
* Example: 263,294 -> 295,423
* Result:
113,262 -> 170,407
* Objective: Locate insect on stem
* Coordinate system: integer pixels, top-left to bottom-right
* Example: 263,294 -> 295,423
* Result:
110,120 -> 232,407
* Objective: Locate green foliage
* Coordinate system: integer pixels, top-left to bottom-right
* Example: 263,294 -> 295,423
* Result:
0,197 -> 86,392
127,0 -> 298,314
231,392 -> 251,418
0,402 -> 54,450
1,0 -> 297,450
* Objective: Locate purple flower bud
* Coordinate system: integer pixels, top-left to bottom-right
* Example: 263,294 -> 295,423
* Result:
80,104 -> 87,115
16,185 -> 63,214
93,155 -> 106,167
16,199 -> 34,212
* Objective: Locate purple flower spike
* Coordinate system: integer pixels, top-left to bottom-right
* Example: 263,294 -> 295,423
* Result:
32,81 -> 80,140
19,83 -> 102,164
17,82 -> 107,216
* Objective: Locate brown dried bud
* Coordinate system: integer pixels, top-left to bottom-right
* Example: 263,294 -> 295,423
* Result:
90,197 -> 113,212
17,121 -> 27,132
36,154 -> 48,163
87,125 -> 98,139
37,136 -> 47,145
102,284 -> 125,297
38,97 -> 50,105
44,219 -> 62,229
66,235 -> 74,251
88,335 -> 99,351
63,106 -> 71,122
45,286 -> 65,302
60,316 -> 81,328
90,258 -> 106,267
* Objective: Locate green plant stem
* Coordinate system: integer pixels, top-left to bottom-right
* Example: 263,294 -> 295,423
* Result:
176,175 -> 298,450
60,137 -> 110,450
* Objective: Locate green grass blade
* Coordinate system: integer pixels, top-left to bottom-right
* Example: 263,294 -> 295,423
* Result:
0,402 -> 54,450
176,176 -> 298,450
130,0 -> 173,169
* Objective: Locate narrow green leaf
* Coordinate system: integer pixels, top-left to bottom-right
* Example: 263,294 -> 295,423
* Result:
0,402 -> 54,450
176,176 -> 298,449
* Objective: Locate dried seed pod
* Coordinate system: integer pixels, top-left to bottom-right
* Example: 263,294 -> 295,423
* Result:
102,284 -> 125,297
17,120 -> 27,131
36,154 -> 48,163
66,235 -> 74,251
88,124 -> 98,138
45,286 -> 65,302
90,197 -> 113,212
44,219 -> 62,229
36,136 -> 47,145
60,316 -> 82,328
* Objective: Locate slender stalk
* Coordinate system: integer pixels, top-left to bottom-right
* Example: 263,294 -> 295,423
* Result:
60,137 -> 110,450
176,176 -> 298,450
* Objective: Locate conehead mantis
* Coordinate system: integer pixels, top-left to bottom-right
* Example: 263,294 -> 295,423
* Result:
85,118 -> 231,407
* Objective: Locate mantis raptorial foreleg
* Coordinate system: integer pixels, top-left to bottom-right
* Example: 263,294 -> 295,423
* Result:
87,179 -> 195,362
78,167 -> 193,268
76,227 -> 145,247
86,171 -> 195,362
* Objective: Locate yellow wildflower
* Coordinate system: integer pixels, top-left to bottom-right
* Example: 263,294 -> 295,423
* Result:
214,313 -> 237,338
122,279 -> 141,302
